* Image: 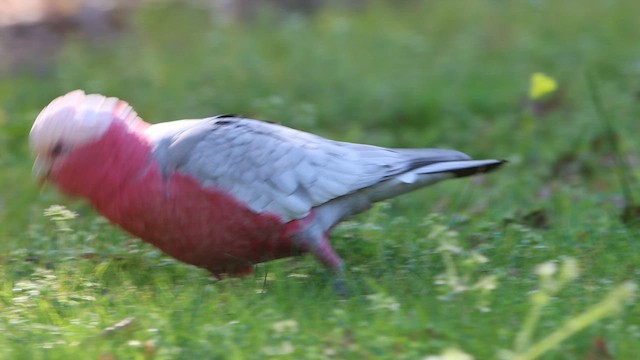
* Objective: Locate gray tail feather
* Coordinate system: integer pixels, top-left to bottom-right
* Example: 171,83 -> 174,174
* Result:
416,159 -> 506,178
315,159 -> 504,231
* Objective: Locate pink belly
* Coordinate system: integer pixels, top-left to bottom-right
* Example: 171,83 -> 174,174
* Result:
104,171 -> 300,276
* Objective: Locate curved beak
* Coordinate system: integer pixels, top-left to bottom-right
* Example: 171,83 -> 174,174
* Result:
33,155 -> 51,188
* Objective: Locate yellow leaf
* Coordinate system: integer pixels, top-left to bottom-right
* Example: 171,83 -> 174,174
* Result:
529,72 -> 558,100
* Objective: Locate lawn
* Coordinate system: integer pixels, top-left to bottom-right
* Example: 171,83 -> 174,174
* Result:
1,1 -> 639,359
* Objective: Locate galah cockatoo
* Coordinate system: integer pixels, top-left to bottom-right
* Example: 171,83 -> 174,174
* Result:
30,90 -> 504,280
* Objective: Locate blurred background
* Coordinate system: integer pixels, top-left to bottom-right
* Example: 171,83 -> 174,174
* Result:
1,0 -> 639,247
2,1 -> 640,358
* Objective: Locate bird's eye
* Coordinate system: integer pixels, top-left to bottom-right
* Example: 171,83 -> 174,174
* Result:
51,142 -> 64,157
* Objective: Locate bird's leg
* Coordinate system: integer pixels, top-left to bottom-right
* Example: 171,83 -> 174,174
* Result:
312,233 -> 343,270
310,233 -> 349,296
286,213 -> 349,295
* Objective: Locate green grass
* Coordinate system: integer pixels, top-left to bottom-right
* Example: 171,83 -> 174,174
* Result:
1,1 -> 640,358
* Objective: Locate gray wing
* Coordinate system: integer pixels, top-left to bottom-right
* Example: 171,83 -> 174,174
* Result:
146,116 -> 472,222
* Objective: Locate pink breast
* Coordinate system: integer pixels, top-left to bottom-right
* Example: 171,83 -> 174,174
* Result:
105,167 -> 299,276
49,121 -> 303,277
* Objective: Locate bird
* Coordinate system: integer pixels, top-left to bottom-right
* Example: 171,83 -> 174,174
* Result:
30,90 -> 504,282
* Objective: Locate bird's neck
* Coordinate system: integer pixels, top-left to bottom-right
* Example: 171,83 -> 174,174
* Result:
51,120 -> 152,212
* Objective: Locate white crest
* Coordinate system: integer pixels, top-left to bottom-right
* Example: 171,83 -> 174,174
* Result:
29,90 -> 141,155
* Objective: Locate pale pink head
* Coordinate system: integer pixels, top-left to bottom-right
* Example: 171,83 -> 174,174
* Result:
29,90 -> 142,183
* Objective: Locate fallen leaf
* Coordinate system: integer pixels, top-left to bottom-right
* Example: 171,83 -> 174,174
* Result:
102,317 -> 135,336
585,336 -> 612,360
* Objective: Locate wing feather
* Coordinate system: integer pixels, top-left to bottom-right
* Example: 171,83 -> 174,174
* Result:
149,117 -> 475,221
